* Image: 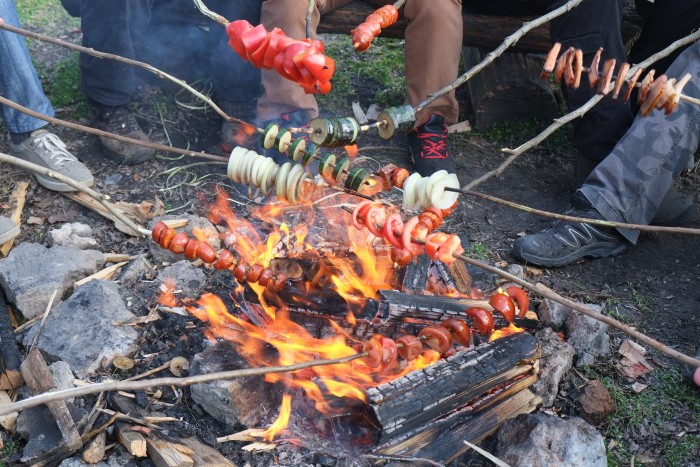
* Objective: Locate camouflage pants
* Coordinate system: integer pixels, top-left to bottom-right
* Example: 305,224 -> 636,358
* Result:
578,42 -> 700,243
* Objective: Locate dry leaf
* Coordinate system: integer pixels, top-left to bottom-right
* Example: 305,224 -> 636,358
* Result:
26,216 -> 44,225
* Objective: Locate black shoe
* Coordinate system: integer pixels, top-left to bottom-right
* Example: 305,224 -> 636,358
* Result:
87,99 -> 155,165
408,114 -> 456,176
257,110 -> 311,164
651,189 -> 695,226
512,209 -> 628,267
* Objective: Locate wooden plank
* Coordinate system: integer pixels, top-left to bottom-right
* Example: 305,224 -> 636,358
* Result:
0,294 -> 23,390
117,424 -> 147,458
180,436 -> 236,467
0,181 -> 28,257
81,431 -> 106,464
146,436 -> 194,467
20,349 -> 83,464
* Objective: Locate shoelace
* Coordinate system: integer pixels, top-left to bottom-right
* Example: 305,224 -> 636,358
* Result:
417,128 -> 448,159
30,132 -> 76,168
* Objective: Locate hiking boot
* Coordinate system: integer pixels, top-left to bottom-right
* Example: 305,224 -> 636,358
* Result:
8,129 -> 95,192
512,208 -> 628,267
408,114 -> 456,176
0,216 -> 19,244
651,189 -> 695,226
257,110 -> 311,164
87,100 -> 155,165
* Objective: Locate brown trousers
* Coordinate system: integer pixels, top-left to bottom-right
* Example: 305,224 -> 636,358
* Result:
257,0 -> 463,127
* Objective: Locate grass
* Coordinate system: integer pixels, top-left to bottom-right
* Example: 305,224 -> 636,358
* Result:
40,52 -> 85,115
592,368 -> 700,466
466,242 -> 491,260
474,116 -> 573,150
0,436 -> 22,466
317,35 -> 406,111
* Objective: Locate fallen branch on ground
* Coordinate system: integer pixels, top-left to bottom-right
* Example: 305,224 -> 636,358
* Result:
0,152 -> 149,236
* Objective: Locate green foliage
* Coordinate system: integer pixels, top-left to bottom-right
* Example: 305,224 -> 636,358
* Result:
317,35 -> 406,111
595,368 -> 700,466
41,52 -> 84,114
466,242 -> 490,260
0,436 -> 22,466
475,117 -> 572,150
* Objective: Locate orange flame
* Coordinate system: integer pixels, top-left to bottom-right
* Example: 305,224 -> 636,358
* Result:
489,322 -> 524,341
264,393 -> 292,441
344,144 -> 359,158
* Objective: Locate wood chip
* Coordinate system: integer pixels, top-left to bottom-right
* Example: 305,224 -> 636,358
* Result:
146,436 -> 194,467
117,423 -> 148,458
0,390 -> 18,431
74,261 -> 127,287
0,181 -> 28,257
82,431 -> 106,464
180,437 -> 236,467
241,442 -> 277,452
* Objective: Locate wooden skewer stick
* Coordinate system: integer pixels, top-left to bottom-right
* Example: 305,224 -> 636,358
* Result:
340,205 -> 700,368
443,187 -> 700,236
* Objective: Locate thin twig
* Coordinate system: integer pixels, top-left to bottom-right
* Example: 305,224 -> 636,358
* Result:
362,453 -> 444,467
480,29 -> 700,189
453,253 -> 700,368
0,20 -> 260,133
0,95 -> 228,164
0,353 -> 365,416
0,152 -> 149,236
80,412 -> 119,443
414,0 -> 586,112
29,289 -> 58,352
306,0 -> 315,39
447,187 -> 700,235
192,0 -> 229,26
463,440 -> 510,467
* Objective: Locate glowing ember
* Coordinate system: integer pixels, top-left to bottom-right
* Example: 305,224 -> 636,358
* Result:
489,323 -> 524,341
344,144 -> 359,158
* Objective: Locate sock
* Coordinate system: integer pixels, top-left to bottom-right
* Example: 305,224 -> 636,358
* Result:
9,131 -> 32,144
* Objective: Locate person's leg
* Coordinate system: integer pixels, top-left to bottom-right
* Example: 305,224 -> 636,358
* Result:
78,0 -> 155,164
404,0 -> 462,176
79,0 -> 151,106
512,42 -> 700,267
548,0 -> 634,185
256,0 -> 352,123
0,0 -> 54,134
579,41 -> 700,243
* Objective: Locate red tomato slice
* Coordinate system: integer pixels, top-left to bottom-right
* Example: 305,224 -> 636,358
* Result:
316,80 -> 332,94
248,33 -> 271,67
303,53 -> 334,83
226,20 -> 253,57
240,24 -> 268,58
424,232 -> 449,260
263,30 -> 284,68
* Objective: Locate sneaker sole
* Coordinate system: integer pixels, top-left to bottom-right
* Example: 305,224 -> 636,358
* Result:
514,241 -> 628,268
0,224 -> 20,244
34,173 -> 95,193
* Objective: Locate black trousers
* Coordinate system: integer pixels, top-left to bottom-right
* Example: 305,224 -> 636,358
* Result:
74,0 -> 262,106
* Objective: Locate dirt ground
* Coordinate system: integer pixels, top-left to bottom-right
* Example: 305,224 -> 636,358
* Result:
1,10 -> 699,467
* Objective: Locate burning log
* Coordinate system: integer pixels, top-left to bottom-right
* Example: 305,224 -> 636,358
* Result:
367,332 -> 539,461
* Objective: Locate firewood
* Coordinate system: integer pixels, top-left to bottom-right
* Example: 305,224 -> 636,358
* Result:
180,437 -> 236,467
63,192 -> 163,237
0,181 -> 28,257
117,423 -> 147,457
81,431 -> 106,464
0,295 -> 22,390
74,261 -> 128,287
146,435 -> 194,467
0,390 -> 18,431
20,349 -> 83,463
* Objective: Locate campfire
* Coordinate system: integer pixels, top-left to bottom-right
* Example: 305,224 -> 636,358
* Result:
151,189 -> 540,462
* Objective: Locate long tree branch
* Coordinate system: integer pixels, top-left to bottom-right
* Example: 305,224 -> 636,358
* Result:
0,20 -> 261,133
471,30 -> 700,190
447,187 -> 700,235
454,252 -> 700,368
414,0 -> 586,113
0,152 -> 150,236
0,96 -> 228,164
0,353 -> 364,417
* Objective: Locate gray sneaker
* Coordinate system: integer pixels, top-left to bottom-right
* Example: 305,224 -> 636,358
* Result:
0,216 -> 19,244
9,129 -> 95,192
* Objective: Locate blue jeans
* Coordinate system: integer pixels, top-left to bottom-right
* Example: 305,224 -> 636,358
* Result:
0,0 -> 54,133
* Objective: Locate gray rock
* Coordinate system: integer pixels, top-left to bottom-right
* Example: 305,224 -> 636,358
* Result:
48,223 -> 98,250
566,304 -> 611,367
48,362 -> 76,403
17,404 -> 87,465
156,261 -> 207,298
532,328 -> 576,407
190,341 -> 280,427
118,255 -> 154,288
25,280 -> 139,379
496,413 -> 606,467
0,243 -> 104,319
538,298 -> 571,329
148,215 -> 221,264
58,449 -> 137,467
505,263 -> 525,279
